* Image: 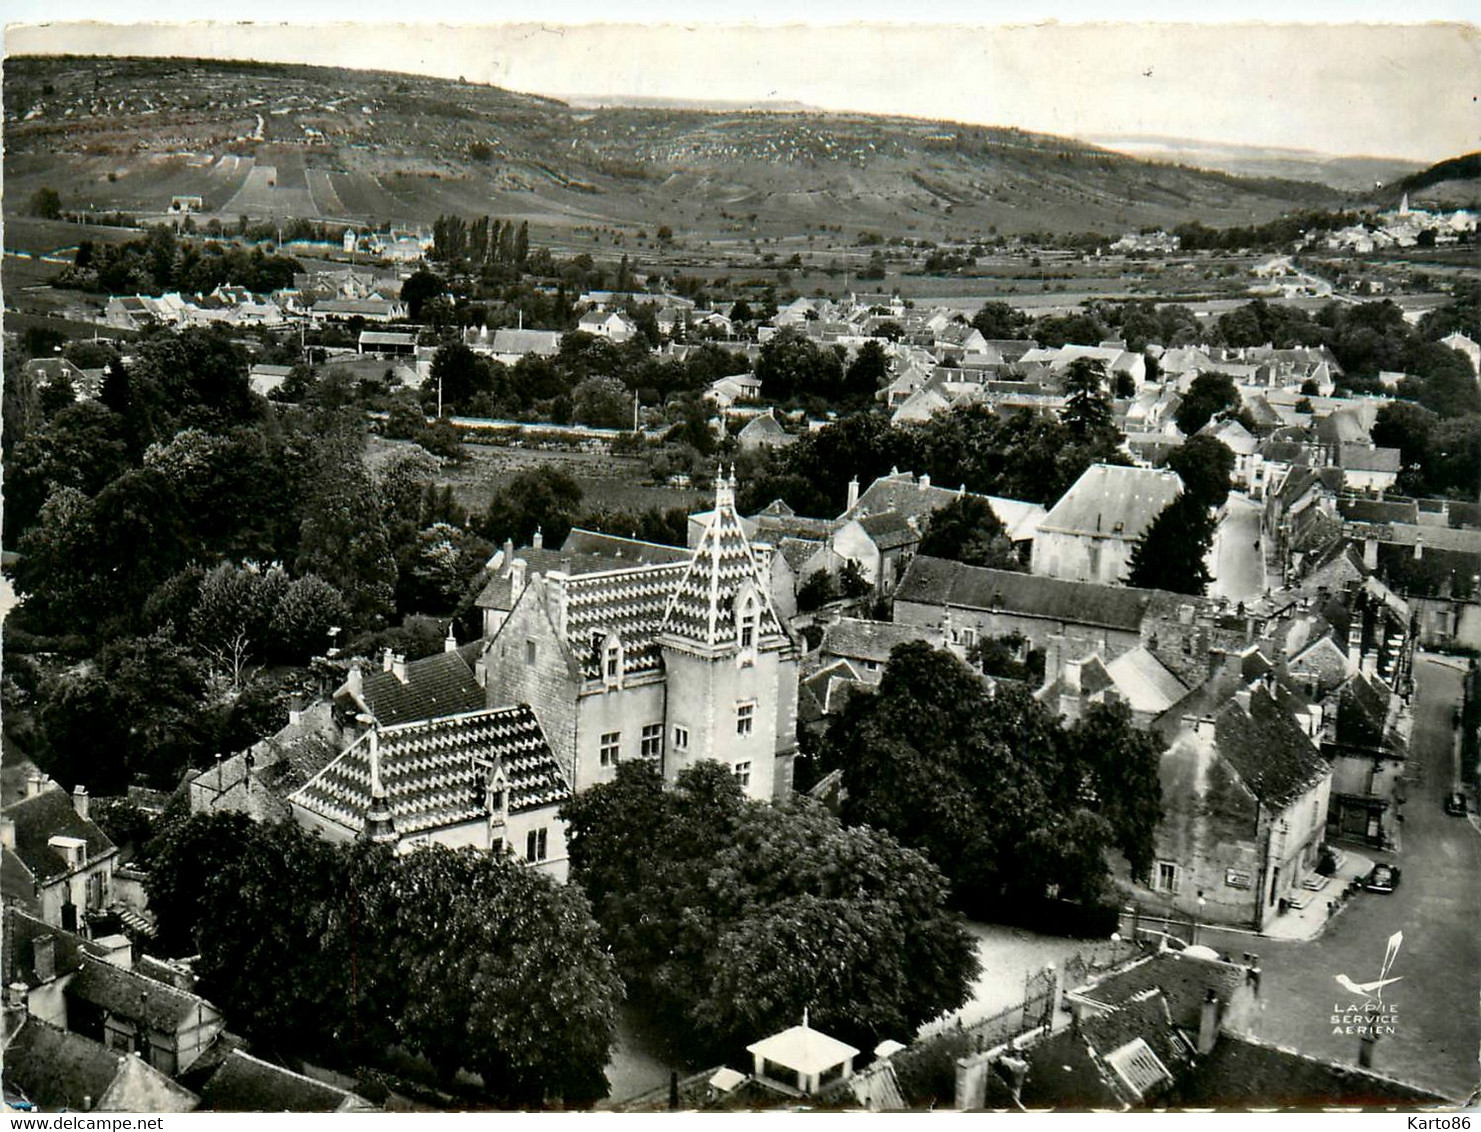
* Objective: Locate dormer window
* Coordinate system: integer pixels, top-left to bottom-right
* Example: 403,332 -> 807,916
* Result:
601,630 -> 624,689
734,584 -> 760,661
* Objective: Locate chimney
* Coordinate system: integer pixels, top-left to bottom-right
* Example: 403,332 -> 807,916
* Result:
444,624 -> 458,654
72,785 -> 89,821
509,557 -> 527,594
1363,537 -> 1378,571
1197,988 -> 1220,1055
846,477 -> 860,511
33,936 -> 56,984
25,771 -> 45,799
1359,1032 -> 1378,1069
346,663 -> 364,702
1412,535 -> 1423,561
753,542 -> 775,593
0,816 -> 13,852
502,537 -> 515,568
391,653 -> 407,682
919,473 -> 931,492
543,572 -> 569,637
1064,658 -> 1084,694
362,721 -> 397,846
287,692 -> 304,727
382,647 -> 395,673
532,527 -> 544,550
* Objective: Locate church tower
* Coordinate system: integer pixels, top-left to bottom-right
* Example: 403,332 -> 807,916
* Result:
656,469 -> 798,799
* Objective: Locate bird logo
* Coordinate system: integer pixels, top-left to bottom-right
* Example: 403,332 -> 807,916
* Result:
1334,931 -> 1403,1002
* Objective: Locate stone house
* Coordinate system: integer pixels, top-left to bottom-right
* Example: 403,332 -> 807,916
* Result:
1321,673 -> 1407,849
1,776 -> 118,935
1129,667 -> 1331,931
477,473 -> 800,802
289,704 -> 574,880
3,1016 -> 199,1113
1031,465 -> 1183,586
64,954 -> 225,1078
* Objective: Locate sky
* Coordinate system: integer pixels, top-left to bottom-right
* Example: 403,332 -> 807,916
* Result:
5,3 -> 1478,163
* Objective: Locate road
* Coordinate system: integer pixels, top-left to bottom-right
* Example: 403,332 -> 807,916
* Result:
1209,493 -> 1266,605
1201,655 -> 1481,1101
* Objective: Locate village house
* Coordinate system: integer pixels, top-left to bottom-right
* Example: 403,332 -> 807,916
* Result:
194,1050 -> 375,1112
817,618 -> 945,684
1031,464 -> 1183,586
736,409 -> 796,452
1129,656 -> 1331,932
2,775 -> 118,936
65,953 -> 225,1077
1321,672 -> 1408,850
576,309 -> 638,342
3,1016 -> 200,1113
288,703 -> 574,880
477,473 -> 801,802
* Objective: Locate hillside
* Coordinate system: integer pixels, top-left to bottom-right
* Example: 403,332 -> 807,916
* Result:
3,55 -> 1347,239
1389,152 -> 1481,208
1082,134 -> 1423,193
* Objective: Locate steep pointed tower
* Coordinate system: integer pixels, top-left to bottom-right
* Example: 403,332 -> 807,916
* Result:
656,469 -> 799,799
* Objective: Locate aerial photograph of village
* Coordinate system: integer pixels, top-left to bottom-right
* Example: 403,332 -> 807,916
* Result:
0,5 -> 1477,1117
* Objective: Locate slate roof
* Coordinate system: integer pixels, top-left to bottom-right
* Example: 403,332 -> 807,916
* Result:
1037,464 -> 1182,541
567,562 -> 690,678
558,528 -> 690,566
68,954 -> 219,1032
198,1050 -> 372,1112
821,619 -> 938,665
2,784 -> 117,886
1214,686 -> 1329,807
3,1017 -> 200,1113
1104,647 -> 1188,715
1017,992 -> 1189,1110
659,481 -> 783,649
845,473 -> 1046,542
896,556 -> 1155,633
343,651 -> 484,726
1071,951 -> 1252,1032
751,512 -> 836,541
858,511 -> 918,551
290,705 -> 569,838
1178,1034 -> 1448,1107
1331,674 -> 1403,755
778,536 -> 826,573
1,907 -> 99,988
1337,445 -> 1402,474
1339,497 -> 1418,525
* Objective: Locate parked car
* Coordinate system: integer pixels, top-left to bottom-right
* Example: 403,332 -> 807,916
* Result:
1364,864 -> 1401,893
1445,792 -> 1468,817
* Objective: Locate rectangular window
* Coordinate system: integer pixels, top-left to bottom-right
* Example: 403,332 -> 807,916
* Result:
741,619 -> 755,649
641,723 -> 663,759
673,725 -> 689,750
607,654 -> 619,679
734,761 -> 751,790
736,702 -> 755,737
526,828 -> 548,862
1155,861 -> 1179,894
525,640 -> 537,665
600,731 -> 621,767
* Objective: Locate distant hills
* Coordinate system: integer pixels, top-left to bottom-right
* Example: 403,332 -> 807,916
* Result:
3,55 -> 1373,238
1391,152 -> 1481,204
1082,134 -> 1425,193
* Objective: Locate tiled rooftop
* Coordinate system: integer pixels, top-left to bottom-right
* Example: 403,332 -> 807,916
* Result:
289,705 -> 568,838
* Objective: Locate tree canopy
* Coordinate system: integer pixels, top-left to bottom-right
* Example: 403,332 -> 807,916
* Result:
145,813 -> 621,1107
821,643 -> 1164,917
917,495 -> 1023,571
561,761 -> 979,1060
1125,494 -> 1215,595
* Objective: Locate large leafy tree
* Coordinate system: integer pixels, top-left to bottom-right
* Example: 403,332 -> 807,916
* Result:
562,761 -> 977,1060
1126,494 -> 1215,594
823,643 -> 1162,916
146,814 -> 621,1107
1059,358 -> 1115,441
480,466 -> 584,547
1167,434 -> 1236,510
918,495 -> 1023,571
1175,372 -> 1241,436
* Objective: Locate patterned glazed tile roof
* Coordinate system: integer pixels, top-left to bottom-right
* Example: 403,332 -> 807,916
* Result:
659,481 -> 783,649
565,563 -> 690,680
289,705 -> 568,839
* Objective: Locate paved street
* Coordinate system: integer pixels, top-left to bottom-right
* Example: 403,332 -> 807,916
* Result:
1202,655 -> 1481,1101
1209,493 -> 1266,604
